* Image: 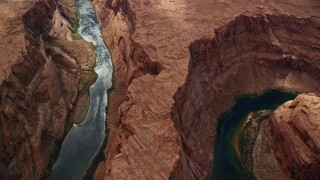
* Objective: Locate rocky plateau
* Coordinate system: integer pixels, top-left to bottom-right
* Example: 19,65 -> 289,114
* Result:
89,0 -> 320,179
1,0 -> 320,179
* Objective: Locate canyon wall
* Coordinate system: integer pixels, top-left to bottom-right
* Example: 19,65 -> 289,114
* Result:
0,0 -> 96,179
264,93 -> 320,179
91,0 -> 320,179
171,15 -> 320,179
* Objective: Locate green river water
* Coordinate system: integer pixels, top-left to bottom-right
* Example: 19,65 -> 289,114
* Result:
209,90 -> 297,180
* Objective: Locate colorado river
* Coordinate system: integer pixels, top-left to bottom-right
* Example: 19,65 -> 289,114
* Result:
210,90 -> 296,180
48,0 -> 113,179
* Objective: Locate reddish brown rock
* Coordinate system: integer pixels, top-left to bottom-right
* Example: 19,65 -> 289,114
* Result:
0,0 -> 96,179
172,15 -> 320,179
264,93 -> 320,179
91,0 -> 320,179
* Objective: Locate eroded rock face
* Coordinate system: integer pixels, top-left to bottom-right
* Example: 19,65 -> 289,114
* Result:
264,93 -> 320,179
90,0 -> 320,179
172,15 -> 320,179
0,0 -> 96,179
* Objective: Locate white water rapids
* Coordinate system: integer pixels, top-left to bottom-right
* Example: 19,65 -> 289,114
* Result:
48,0 -> 113,179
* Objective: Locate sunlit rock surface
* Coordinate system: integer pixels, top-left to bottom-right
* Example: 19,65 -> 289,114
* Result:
0,0 -> 96,178
90,0 -> 320,179
2,0 -> 320,179
264,93 -> 320,179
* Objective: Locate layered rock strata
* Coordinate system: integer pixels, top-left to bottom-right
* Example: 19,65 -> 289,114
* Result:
172,15 -> 320,179
264,93 -> 320,179
0,0 -> 96,179
90,0 -> 320,179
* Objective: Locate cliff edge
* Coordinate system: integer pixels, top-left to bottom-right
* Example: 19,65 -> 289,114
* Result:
90,0 -> 320,179
0,0 -> 96,178
264,93 -> 320,179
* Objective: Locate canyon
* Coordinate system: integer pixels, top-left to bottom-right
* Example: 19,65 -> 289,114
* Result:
212,91 -> 297,179
1,0 -> 320,179
0,0 -> 96,179
91,0 -> 320,179
171,15 -> 320,179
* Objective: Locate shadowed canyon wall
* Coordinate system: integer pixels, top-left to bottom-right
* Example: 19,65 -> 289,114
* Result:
2,0 -> 319,179
0,0 -> 96,178
171,15 -> 320,179
90,0 -> 320,179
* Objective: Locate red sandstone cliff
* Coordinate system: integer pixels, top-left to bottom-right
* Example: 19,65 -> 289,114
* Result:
0,0 -> 96,179
91,0 -> 320,179
2,0 -> 320,179
264,93 -> 320,179
171,15 -> 320,179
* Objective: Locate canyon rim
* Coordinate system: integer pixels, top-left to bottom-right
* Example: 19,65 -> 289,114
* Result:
1,0 -> 320,179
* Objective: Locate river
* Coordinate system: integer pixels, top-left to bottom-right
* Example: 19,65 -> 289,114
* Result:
48,0 -> 113,179
209,90 -> 296,180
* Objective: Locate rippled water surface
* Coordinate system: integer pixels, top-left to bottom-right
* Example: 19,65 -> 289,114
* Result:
48,0 -> 113,179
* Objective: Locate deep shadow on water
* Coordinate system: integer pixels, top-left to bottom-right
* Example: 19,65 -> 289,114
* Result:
209,90 -> 297,180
